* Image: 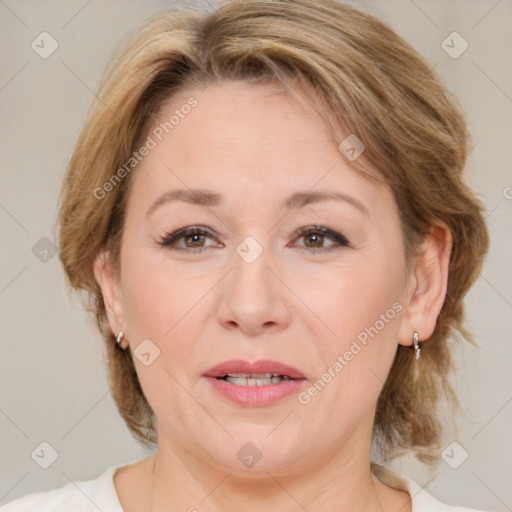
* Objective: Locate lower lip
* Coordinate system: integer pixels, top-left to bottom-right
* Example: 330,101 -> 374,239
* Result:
205,377 -> 307,406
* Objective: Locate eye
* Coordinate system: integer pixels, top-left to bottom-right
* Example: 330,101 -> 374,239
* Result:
159,225 -> 350,254
158,226 -> 222,252
292,225 -> 350,252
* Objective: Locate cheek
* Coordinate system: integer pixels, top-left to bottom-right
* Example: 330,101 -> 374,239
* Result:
120,228 -> 196,333
290,253 -> 405,348
292,276 -> 404,444
293,250 -> 406,408
119,242 -> 217,368
119,201 -> 227,337
118,244 -> 214,424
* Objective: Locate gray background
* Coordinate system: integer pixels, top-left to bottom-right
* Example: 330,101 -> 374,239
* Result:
1,0 -> 511,510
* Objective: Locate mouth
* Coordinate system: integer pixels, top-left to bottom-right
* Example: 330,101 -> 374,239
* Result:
204,359 -> 307,406
204,359 -> 306,383
215,373 -> 294,386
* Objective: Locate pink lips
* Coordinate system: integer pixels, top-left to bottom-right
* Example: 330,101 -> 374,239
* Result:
204,359 -> 306,380
204,359 -> 307,407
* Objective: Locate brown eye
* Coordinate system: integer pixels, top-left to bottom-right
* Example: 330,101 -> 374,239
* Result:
159,226 -> 221,251
294,226 -> 350,252
304,232 -> 324,248
184,233 -> 206,247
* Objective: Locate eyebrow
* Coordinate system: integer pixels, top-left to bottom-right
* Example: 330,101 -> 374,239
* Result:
284,191 -> 369,215
146,189 -> 369,217
146,189 -> 222,217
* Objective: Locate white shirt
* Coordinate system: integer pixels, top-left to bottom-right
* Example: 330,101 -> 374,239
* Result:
1,461 -> 487,511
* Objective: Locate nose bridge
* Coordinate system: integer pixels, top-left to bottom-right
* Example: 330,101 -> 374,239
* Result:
231,233 -> 274,301
217,233 -> 291,334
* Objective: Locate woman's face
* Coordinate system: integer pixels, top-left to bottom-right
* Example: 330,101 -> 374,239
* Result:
104,80 -> 415,475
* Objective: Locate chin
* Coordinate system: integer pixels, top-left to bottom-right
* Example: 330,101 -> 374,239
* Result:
199,426 -> 312,476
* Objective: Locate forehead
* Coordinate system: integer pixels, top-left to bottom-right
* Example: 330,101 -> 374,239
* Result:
128,80 -> 392,216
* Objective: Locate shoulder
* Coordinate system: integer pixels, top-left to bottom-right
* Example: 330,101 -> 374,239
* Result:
1,464 -> 127,512
371,463 -> 489,512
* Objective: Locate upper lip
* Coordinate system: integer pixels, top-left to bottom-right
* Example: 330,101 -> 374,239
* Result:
204,359 -> 306,379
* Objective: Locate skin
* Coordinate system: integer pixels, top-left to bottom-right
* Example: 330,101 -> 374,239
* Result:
94,80 -> 451,511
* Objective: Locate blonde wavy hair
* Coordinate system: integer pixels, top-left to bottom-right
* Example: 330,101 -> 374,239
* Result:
56,0 -> 489,464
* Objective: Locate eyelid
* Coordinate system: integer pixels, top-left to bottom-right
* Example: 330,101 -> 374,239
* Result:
291,225 -> 350,251
159,226 -> 222,249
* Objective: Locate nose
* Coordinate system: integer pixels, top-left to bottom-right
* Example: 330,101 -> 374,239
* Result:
216,242 -> 292,336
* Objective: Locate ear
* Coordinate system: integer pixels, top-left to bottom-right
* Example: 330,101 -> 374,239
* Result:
398,222 -> 452,347
93,251 -> 127,349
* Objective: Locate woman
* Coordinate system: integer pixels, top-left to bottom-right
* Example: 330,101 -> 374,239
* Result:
3,0 -> 489,510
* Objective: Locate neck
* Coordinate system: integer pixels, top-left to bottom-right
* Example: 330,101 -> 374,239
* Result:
149,433 -> 389,512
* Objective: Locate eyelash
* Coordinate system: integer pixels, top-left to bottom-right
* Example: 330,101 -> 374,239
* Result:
158,225 -> 350,253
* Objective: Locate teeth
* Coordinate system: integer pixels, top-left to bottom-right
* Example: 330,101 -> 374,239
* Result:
223,375 -> 291,386
225,373 -> 281,378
